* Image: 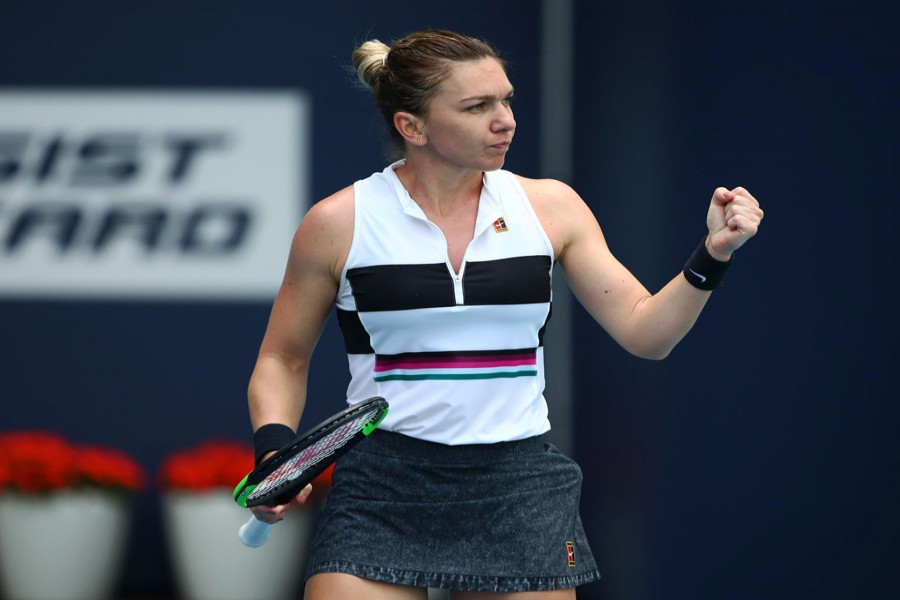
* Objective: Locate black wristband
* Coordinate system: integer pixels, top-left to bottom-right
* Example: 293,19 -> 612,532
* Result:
683,239 -> 732,290
253,423 -> 295,466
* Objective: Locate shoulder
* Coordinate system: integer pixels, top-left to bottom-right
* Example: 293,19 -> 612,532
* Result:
305,185 -> 355,219
512,174 -> 578,199
510,174 -> 598,253
511,174 -> 587,219
302,184 -> 355,233
289,184 -> 355,281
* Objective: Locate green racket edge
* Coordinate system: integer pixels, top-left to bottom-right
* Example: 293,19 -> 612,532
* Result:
362,405 -> 389,435
233,474 -> 255,508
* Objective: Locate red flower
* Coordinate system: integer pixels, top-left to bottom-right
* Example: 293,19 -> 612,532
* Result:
159,440 -> 255,492
0,431 -> 146,494
74,446 -> 147,491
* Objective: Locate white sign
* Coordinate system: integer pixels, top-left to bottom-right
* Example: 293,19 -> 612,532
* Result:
0,90 -> 309,301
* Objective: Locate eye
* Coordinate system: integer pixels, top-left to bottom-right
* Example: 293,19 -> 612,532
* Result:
466,102 -> 486,113
502,94 -> 515,107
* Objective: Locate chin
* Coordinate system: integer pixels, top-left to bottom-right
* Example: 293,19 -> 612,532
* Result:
480,156 -> 508,172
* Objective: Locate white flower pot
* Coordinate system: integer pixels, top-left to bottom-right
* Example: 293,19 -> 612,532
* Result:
162,490 -> 312,600
0,490 -> 131,600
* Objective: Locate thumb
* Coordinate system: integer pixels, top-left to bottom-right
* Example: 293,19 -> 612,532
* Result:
711,187 -> 732,207
291,483 -> 313,507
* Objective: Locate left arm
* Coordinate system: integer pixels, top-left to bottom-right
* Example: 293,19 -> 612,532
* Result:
523,178 -> 763,359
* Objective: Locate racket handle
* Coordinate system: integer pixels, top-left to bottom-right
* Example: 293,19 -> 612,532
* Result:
238,515 -> 273,548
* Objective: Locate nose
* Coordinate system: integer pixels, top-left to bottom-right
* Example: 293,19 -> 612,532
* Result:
492,103 -> 516,133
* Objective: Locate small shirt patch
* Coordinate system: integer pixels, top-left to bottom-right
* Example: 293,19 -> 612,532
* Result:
493,216 -> 508,232
566,540 -> 576,567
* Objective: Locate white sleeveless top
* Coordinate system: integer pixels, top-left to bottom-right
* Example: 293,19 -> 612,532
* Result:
336,161 -> 555,444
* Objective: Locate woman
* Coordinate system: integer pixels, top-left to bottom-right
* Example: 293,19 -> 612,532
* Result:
247,29 -> 763,599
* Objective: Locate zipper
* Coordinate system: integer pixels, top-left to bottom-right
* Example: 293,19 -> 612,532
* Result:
415,208 -> 479,307
451,263 -> 466,305
425,221 -> 466,305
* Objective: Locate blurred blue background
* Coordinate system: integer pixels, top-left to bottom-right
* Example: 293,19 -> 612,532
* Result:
1,1 -> 896,599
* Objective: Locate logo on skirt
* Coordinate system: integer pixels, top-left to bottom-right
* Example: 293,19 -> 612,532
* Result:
566,540 -> 576,567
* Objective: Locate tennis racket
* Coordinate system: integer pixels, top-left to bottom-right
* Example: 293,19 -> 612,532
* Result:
233,396 -> 388,547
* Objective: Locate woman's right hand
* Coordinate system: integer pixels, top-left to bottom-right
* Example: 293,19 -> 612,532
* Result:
249,483 -> 313,523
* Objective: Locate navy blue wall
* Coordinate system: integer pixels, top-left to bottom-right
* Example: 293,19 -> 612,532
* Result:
1,2 -> 897,599
572,2 -> 897,599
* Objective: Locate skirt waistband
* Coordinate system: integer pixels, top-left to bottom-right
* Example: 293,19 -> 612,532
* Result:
360,429 -> 547,464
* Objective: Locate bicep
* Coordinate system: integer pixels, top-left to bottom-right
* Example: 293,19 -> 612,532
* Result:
258,248 -> 337,366
550,194 -> 651,346
258,204 -> 348,365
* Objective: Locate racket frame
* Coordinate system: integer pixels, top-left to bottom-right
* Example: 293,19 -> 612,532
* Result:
233,396 -> 388,508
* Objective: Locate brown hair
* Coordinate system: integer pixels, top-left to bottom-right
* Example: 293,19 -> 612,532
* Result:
351,29 -> 505,155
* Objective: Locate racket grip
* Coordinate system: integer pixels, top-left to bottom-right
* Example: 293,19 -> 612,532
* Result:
238,515 -> 273,548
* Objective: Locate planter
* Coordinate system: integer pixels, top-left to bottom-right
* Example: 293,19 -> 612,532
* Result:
162,490 -> 312,600
0,490 -> 131,600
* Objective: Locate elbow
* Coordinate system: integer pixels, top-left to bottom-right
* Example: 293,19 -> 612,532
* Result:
647,347 -> 673,361
247,352 -> 310,404
625,340 -> 675,361
632,348 -> 672,361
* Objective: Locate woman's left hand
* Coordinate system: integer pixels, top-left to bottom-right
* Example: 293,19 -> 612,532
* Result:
705,186 -> 764,260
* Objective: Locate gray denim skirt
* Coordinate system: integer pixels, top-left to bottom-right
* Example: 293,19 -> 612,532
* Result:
304,429 -> 601,592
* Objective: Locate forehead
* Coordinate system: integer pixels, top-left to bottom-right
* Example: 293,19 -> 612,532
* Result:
435,58 -> 512,100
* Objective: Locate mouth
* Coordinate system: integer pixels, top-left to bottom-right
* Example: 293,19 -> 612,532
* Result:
489,140 -> 511,151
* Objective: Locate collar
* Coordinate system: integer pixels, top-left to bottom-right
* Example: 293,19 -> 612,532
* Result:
384,160 -> 504,231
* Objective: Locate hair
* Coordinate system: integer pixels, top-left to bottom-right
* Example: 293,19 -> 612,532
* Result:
351,29 -> 505,156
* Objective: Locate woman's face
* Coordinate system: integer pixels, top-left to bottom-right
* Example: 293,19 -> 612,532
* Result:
418,58 -> 516,172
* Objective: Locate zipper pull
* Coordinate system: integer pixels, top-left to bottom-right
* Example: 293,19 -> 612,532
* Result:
452,273 -> 464,305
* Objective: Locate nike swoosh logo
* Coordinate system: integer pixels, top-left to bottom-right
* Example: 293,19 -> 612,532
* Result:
687,268 -> 707,283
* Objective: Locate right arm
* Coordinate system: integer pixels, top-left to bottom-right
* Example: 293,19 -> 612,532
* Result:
248,185 -> 355,430
246,186 -> 354,519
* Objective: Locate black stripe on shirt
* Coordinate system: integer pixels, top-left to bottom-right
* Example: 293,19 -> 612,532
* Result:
336,308 -> 374,354
346,255 -> 551,312
463,255 -> 552,306
347,263 -> 455,312
537,302 -> 552,347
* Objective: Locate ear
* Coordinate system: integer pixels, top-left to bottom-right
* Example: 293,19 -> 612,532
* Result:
393,111 -> 427,146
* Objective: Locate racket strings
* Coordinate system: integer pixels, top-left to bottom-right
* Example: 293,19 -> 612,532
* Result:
248,410 -> 376,501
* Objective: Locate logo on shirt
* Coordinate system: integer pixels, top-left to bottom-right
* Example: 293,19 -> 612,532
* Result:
566,540 -> 576,567
493,217 -> 508,233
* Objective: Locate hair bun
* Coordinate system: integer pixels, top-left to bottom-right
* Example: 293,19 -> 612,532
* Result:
352,39 -> 391,89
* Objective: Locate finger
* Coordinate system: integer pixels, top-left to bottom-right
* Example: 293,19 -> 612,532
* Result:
291,483 -> 314,507
251,505 -> 285,524
730,186 -> 759,207
727,214 -> 760,235
711,186 -> 732,206
725,204 -> 761,228
726,201 -> 765,227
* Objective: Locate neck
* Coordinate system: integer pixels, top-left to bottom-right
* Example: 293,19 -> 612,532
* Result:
395,154 -> 483,217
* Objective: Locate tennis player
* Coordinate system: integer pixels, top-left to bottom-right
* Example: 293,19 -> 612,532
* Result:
246,29 -> 763,599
